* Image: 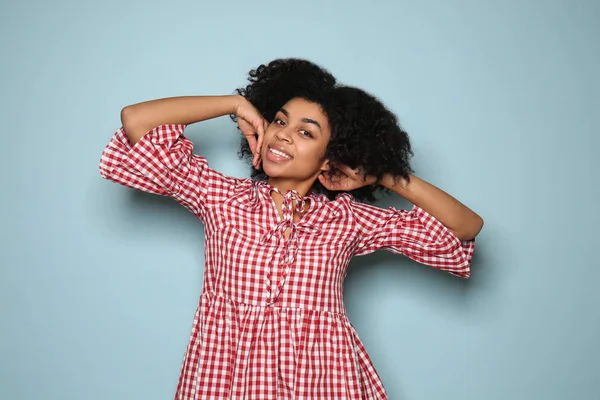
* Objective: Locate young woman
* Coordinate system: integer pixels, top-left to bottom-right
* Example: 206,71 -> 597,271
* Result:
100,58 -> 483,399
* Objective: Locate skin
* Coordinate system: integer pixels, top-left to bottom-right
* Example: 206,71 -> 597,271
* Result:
121,94 -> 483,242
321,168 -> 484,241
260,98 -> 332,198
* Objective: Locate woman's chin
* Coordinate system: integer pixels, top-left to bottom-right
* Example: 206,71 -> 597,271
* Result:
261,163 -> 287,177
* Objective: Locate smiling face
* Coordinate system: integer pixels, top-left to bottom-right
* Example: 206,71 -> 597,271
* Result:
260,97 -> 332,194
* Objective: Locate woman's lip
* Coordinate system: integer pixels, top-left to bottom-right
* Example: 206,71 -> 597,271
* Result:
266,146 -> 293,162
267,145 -> 293,158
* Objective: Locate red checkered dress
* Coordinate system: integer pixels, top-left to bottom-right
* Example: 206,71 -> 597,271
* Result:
99,124 -> 474,399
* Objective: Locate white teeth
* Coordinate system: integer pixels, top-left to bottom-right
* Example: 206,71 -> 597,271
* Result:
269,147 -> 291,159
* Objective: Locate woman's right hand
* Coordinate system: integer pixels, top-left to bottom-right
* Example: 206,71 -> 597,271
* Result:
233,96 -> 268,169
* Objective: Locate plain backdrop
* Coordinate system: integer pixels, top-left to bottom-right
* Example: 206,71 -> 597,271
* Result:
1,0 -> 598,399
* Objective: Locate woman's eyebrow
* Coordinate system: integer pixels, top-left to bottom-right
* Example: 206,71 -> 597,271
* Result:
301,118 -> 321,130
279,108 -> 322,131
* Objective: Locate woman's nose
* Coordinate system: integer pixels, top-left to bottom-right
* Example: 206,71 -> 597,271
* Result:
275,127 -> 293,143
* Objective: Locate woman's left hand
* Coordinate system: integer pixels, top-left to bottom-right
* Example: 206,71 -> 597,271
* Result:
318,165 -> 377,191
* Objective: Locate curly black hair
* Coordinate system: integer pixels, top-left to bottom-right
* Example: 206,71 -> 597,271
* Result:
325,85 -> 414,202
233,58 -> 413,203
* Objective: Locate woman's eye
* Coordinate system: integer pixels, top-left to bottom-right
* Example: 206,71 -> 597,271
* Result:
274,118 -> 285,126
299,130 -> 313,138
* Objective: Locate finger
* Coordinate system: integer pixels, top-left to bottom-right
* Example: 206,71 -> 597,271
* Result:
338,164 -> 362,179
247,136 -> 258,157
254,118 -> 265,138
256,132 -> 263,167
254,150 -> 261,168
253,138 -> 262,168
329,170 -> 345,183
257,120 -> 266,151
254,155 -> 261,170
238,119 -> 253,137
321,173 -> 344,191
318,174 -> 332,189
321,171 -> 334,183
335,164 -> 352,175
257,134 -> 263,157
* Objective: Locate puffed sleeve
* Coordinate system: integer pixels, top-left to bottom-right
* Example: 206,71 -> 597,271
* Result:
350,200 -> 475,278
99,124 -> 238,222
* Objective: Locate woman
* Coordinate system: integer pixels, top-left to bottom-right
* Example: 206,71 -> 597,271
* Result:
100,58 -> 483,399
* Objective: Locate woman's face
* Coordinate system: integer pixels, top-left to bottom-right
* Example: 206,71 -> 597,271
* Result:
260,97 -> 331,187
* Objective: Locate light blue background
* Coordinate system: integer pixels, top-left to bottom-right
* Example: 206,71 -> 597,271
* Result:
1,0 -> 598,399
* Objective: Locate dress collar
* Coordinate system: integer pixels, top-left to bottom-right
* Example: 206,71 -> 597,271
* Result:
254,180 -> 328,203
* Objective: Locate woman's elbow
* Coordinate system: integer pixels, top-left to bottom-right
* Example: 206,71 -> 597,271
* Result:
453,214 -> 484,241
120,106 -> 146,145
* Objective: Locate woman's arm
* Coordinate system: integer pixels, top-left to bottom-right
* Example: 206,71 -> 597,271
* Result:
121,95 -> 254,145
381,174 -> 483,241
319,167 -> 483,241
100,94 -> 265,219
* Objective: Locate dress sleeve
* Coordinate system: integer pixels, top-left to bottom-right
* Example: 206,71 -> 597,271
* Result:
350,200 -> 475,278
99,124 -> 237,221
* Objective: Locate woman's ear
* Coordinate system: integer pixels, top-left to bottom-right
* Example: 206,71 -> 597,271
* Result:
319,159 -> 331,172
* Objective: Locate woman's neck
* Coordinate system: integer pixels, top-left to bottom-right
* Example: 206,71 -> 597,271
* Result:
267,177 -> 314,198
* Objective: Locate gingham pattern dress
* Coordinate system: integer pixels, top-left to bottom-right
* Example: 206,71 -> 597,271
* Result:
99,124 -> 475,399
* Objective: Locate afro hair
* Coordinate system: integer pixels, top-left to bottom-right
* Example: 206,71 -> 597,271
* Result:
233,58 -> 413,203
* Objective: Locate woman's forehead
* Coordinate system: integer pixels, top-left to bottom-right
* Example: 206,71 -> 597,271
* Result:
280,98 -> 328,122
